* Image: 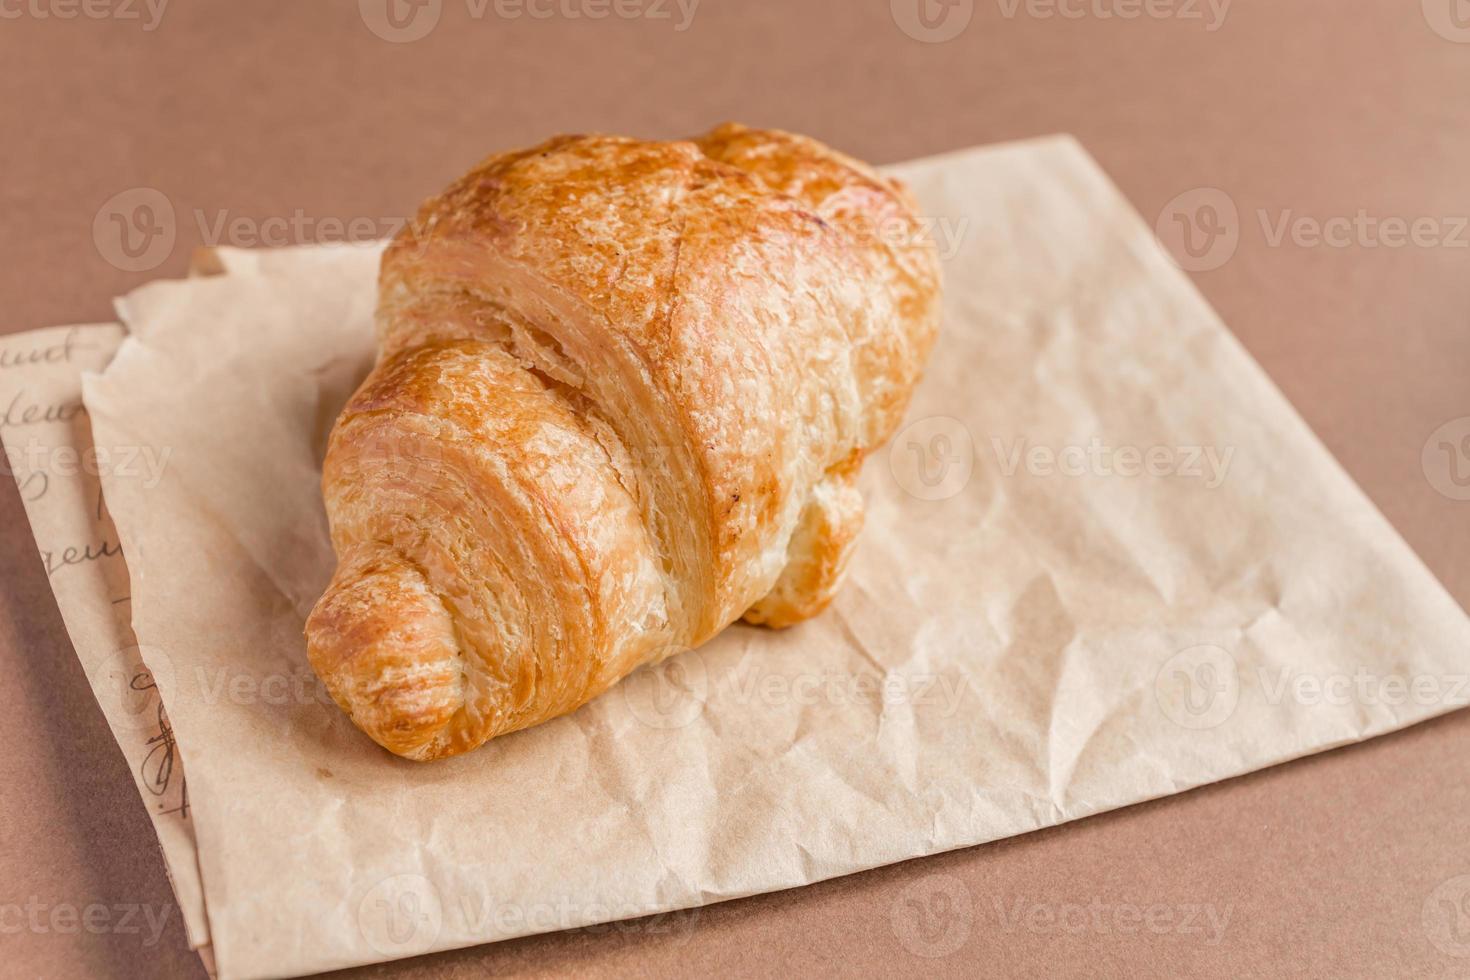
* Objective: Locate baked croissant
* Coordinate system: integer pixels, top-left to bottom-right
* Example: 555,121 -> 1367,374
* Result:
305,124 -> 941,760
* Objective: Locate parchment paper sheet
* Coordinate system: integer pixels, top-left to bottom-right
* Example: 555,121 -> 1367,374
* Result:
40,136 -> 1470,978
0,325 -> 212,957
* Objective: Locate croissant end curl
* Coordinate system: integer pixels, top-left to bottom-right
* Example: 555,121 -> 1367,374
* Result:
305,124 -> 942,760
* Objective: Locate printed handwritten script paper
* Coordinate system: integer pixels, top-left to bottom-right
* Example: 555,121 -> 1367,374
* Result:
13,136 -> 1467,979
0,325 -> 212,960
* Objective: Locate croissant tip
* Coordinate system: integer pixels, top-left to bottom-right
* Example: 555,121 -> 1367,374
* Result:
306,549 -> 467,760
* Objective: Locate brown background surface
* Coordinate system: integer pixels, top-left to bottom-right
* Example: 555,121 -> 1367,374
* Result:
2,1 -> 1468,977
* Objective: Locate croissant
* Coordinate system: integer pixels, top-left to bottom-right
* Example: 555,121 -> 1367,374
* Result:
304,124 -> 942,760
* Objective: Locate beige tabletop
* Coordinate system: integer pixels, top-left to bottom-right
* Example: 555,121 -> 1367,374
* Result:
3,1 -> 1469,977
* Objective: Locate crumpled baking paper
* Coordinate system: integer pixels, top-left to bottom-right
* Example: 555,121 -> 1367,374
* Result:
11,136 -> 1470,979
0,324 -> 213,967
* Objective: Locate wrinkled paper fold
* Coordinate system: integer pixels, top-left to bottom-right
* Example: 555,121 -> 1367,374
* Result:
8,137 -> 1469,980
0,324 -> 213,961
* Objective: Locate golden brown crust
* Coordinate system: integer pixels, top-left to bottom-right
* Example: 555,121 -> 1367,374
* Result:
305,124 -> 941,760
